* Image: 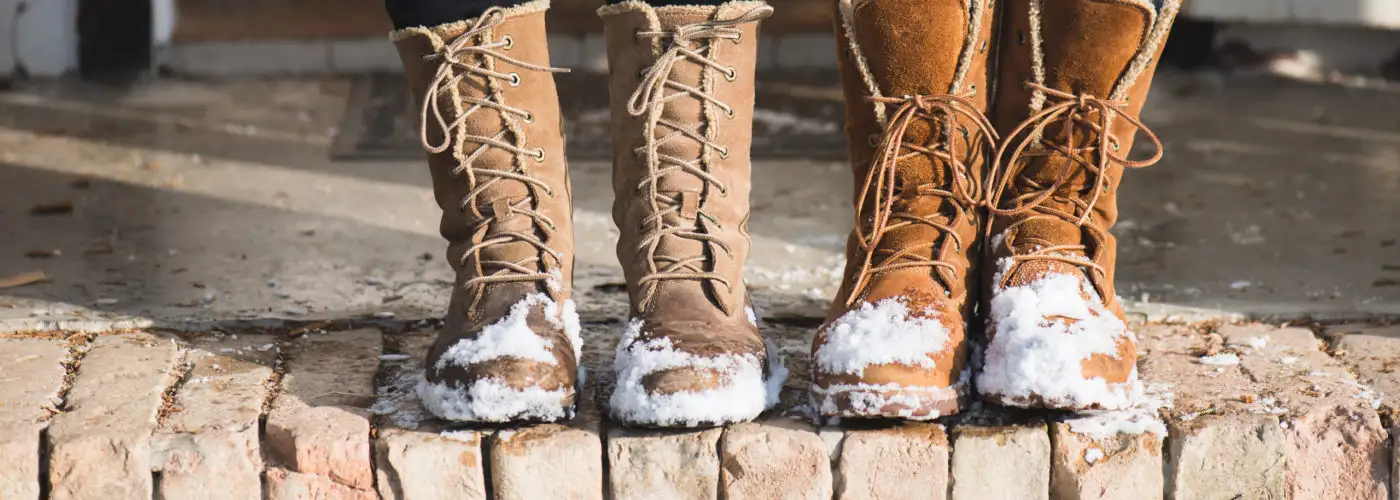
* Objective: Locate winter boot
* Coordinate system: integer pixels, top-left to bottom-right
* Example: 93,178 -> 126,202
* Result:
599,1 -> 786,428
978,0 -> 1176,410
811,0 -> 999,420
393,1 -> 582,422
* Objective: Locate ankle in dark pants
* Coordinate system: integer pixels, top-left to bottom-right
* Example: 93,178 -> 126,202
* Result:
386,0 -> 731,29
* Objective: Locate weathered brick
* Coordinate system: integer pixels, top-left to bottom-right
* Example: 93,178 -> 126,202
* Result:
721,419 -> 832,500
950,423 -> 1049,500
265,467 -> 377,500
47,333 -> 180,500
1050,422 -> 1163,500
376,427 -> 487,500
265,329 -> 381,495
0,338 -> 67,500
490,422 -> 605,500
372,330 -> 487,500
607,427 -> 723,500
1139,324 -> 1388,500
150,334 -> 276,500
1166,415 -> 1284,499
837,423 -> 948,500
1220,325 -> 1389,499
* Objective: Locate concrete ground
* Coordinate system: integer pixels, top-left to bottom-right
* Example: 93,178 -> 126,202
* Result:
1,70 -> 1399,499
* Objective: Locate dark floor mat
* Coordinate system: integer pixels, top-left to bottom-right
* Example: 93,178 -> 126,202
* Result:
331,71 -> 849,160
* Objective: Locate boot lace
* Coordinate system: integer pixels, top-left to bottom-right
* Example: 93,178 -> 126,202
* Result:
626,6 -> 772,312
985,81 -> 1163,286
418,7 -> 569,314
847,93 -> 998,306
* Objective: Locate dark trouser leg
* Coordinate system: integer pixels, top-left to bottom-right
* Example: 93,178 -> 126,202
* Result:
385,0 -> 529,29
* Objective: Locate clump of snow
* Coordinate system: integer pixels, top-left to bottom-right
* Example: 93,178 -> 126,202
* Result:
1197,353 -> 1240,366
811,382 -> 959,421
815,298 -> 950,376
979,262 -> 1140,410
1084,448 -> 1105,464
1278,356 -> 1298,365
419,378 -> 573,422
1064,383 -> 1172,443
1246,336 -> 1268,349
1229,280 -> 1252,290
609,319 -> 786,427
434,294 -> 582,371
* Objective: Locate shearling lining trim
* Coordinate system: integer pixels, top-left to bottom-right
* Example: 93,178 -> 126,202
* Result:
389,0 -> 550,42
837,0 -> 886,125
949,0 -> 984,94
1112,0 -> 1179,100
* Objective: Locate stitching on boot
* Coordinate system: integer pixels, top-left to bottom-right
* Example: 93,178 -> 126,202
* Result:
837,0 -> 886,124
1111,0 -> 1179,101
389,0 -> 551,40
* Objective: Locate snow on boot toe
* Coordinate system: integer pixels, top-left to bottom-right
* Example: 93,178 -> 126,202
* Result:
608,321 -> 786,428
811,297 -> 967,420
978,270 -> 1141,411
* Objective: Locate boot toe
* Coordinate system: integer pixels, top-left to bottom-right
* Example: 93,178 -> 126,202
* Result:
608,322 -> 785,428
979,269 -> 1141,411
812,296 -> 967,420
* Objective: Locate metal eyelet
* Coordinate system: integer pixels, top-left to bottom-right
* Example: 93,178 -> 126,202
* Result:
724,67 -> 738,82
724,106 -> 735,118
533,148 -> 546,161
508,73 -> 522,86
522,111 -> 534,123
979,40 -> 987,53
968,83 -> 977,97
718,146 -> 730,159
633,29 -> 643,42
502,35 -> 514,50
637,67 -> 649,79
1016,31 -> 1026,44
867,134 -> 880,146
733,32 -> 743,43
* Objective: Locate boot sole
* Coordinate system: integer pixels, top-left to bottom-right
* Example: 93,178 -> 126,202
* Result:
978,384 -> 1136,412
812,383 -> 964,421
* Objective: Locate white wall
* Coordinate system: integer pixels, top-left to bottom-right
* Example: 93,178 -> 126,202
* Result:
11,0 -> 79,76
1186,0 -> 1400,30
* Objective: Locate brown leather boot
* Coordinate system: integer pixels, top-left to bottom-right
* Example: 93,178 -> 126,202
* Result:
811,0 -> 998,421
393,1 -> 582,422
978,0 -> 1176,411
598,1 -> 785,428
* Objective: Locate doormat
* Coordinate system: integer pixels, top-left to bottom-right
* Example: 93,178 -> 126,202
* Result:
331,71 -> 849,160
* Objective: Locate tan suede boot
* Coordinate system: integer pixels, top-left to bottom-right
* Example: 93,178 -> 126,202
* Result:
810,0 -> 998,420
598,1 -> 785,428
978,0 -> 1176,411
393,1 -> 582,422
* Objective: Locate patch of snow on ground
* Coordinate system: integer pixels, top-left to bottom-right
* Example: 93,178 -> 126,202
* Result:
979,262 -> 1140,410
1065,383 -> 1172,443
1084,448 -> 1105,464
1198,353 -> 1240,365
371,360 -> 428,429
609,319 -> 786,427
815,298 -> 949,376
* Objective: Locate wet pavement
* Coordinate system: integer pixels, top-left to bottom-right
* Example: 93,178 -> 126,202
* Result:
0,70 -> 1398,334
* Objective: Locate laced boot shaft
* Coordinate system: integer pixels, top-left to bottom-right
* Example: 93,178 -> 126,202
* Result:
977,0 -> 1179,411
600,1 -> 783,428
394,1 -> 581,423
811,0 -> 997,421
